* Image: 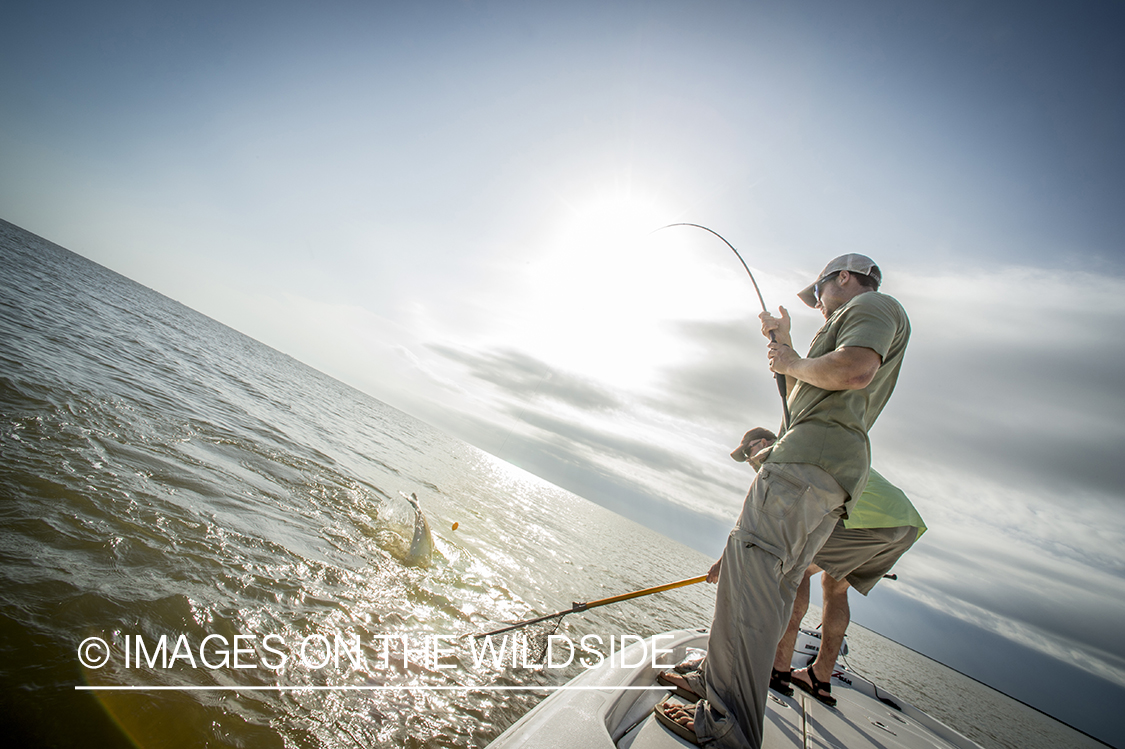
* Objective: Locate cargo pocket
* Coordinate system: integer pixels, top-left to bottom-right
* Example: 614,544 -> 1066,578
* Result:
738,465 -> 834,576
754,466 -> 808,520
729,528 -> 785,579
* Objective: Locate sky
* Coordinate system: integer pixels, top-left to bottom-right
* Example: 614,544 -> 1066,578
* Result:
2,0 -> 1124,742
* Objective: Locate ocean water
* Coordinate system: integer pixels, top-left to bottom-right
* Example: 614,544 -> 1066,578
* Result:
0,218 -> 1106,748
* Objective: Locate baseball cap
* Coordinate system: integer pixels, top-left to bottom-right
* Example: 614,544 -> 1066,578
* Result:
730,427 -> 777,462
797,254 -> 882,308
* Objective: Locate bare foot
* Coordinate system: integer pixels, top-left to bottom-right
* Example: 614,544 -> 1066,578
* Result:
658,670 -> 699,696
660,701 -> 696,731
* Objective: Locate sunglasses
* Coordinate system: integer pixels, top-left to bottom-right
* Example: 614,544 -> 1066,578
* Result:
814,272 -> 841,303
741,438 -> 769,459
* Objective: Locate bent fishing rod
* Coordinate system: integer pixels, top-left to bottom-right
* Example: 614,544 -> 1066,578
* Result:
656,223 -> 790,426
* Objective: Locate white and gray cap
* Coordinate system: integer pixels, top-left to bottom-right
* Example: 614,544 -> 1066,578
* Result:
797,253 -> 882,307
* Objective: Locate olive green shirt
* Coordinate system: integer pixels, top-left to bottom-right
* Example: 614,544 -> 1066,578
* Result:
765,291 -> 910,512
846,468 -> 926,536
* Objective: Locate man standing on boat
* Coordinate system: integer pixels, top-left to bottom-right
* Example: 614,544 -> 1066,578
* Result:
728,429 -> 926,704
770,464 -> 925,706
661,432 -> 925,711
656,254 -> 910,748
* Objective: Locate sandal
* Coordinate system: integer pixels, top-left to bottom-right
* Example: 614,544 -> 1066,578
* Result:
770,668 -> 794,697
657,670 -> 703,702
792,667 -> 836,707
653,701 -> 700,745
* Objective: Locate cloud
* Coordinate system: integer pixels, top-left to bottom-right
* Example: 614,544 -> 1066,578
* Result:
513,408 -> 720,488
897,572 -> 1125,689
842,459 -> 1125,689
871,267 -> 1125,529
646,317 -> 787,427
428,345 -> 623,413
422,268 -> 1125,545
859,267 -> 1125,684
469,410 -> 740,554
423,341 -> 758,534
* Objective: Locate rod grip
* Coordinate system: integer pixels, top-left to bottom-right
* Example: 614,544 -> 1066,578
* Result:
768,332 -> 792,426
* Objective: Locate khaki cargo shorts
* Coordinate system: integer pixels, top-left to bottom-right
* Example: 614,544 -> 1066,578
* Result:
813,521 -> 919,595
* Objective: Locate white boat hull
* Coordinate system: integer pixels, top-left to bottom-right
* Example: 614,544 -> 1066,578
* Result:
488,628 -> 981,748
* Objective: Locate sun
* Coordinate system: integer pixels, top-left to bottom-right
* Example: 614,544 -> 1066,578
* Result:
508,185 -> 754,390
547,185 -> 753,323
559,186 -> 671,248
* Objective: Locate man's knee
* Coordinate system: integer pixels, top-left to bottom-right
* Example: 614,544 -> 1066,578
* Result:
821,572 -> 850,600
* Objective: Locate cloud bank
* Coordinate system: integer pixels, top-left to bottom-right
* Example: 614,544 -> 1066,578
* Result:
417,265 -> 1125,687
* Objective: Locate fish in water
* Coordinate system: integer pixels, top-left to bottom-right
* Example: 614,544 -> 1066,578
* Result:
372,491 -> 436,568
403,492 -> 434,568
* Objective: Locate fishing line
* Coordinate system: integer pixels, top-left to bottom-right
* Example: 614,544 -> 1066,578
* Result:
654,223 -> 790,426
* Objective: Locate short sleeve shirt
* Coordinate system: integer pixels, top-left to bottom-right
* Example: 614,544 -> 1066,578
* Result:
764,291 -> 910,509
845,468 -> 926,536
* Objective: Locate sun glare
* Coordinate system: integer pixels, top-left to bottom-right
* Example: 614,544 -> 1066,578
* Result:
515,186 -> 760,390
563,188 -> 667,247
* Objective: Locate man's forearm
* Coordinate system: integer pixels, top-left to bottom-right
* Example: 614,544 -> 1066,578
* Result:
776,347 -> 881,391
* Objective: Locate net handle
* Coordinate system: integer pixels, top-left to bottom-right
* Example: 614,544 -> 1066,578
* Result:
573,574 -> 708,610
469,574 -> 709,639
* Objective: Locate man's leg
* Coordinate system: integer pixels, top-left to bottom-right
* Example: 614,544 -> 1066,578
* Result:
798,523 -> 917,694
691,464 -> 846,748
817,573 -> 851,675
772,566 -> 819,674
793,572 -> 850,695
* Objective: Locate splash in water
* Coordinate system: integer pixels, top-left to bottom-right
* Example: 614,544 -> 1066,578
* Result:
369,490 -> 435,568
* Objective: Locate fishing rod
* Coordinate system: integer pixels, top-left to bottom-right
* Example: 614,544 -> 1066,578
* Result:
470,574 -> 707,639
656,223 -> 790,426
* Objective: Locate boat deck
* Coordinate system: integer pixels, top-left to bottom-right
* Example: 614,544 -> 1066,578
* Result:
620,681 -> 957,748
489,629 -> 980,749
